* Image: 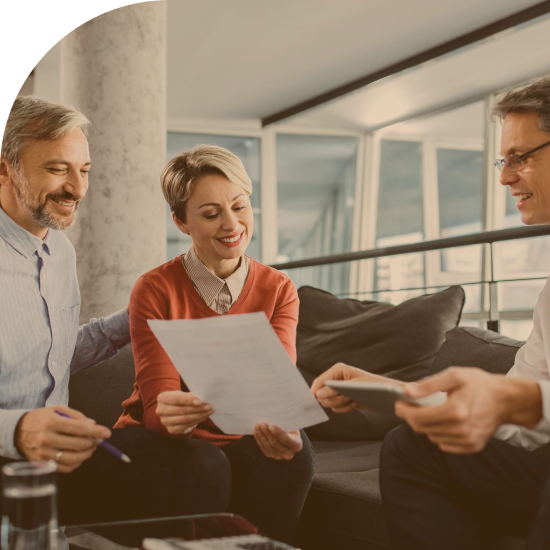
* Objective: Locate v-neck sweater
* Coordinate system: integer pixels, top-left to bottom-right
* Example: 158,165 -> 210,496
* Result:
114,256 -> 299,446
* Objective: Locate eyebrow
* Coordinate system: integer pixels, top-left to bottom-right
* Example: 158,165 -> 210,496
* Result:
42,160 -> 92,167
198,194 -> 245,209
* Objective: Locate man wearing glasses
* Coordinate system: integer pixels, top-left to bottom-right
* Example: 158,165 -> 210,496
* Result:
312,76 -> 550,549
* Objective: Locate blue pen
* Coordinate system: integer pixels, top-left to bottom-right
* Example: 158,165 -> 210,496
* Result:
54,410 -> 131,463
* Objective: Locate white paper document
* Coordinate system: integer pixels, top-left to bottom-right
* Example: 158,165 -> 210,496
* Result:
148,312 -> 328,435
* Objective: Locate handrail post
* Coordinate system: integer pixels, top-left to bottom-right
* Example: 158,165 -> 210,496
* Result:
487,242 -> 500,333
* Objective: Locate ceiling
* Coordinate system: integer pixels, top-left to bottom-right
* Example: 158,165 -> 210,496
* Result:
30,0 -> 550,262
35,0 -> 549,125
291,13 -> 550,132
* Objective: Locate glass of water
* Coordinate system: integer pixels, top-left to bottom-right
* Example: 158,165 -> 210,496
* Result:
1,461 -> 58,550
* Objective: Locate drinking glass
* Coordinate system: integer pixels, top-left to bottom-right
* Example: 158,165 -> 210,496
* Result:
1,461 -> 58,550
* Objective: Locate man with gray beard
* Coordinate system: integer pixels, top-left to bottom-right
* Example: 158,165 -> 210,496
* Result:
0,96 -> 229,526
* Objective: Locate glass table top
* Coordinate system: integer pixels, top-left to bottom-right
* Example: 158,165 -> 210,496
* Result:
66,513 -> 259,549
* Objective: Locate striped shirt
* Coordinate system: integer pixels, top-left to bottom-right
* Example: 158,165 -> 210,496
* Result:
183,246 -> 250,314
0,206 -> 130,459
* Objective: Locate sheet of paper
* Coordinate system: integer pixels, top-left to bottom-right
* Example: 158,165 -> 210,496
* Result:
148,312 -> 328,434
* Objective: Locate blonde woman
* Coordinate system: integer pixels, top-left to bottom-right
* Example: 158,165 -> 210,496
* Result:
115,145 -> 314,543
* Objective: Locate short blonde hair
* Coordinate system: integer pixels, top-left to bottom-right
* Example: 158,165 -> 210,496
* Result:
161,144 -> 252,222
1,95 -> 90,171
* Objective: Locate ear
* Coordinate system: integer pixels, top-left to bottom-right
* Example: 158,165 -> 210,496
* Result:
0,156 -> 15,187
172,212 -> 189,235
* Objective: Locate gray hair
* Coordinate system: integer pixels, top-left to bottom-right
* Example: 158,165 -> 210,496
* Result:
1,95 -> 91,170
492,76 -> 550,135
161,144 -> 252,223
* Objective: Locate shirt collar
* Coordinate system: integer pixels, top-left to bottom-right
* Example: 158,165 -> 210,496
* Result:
184,246 -> 249,306
0,206 -> 52,258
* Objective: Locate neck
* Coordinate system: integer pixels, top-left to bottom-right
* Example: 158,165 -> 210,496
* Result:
0,192 -> 48,239
194,247 -> 241,279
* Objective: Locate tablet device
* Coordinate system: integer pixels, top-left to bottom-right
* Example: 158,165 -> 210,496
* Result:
325,380 -> 447,416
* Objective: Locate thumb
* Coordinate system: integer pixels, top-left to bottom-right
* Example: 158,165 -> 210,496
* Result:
405,370 -> 462,397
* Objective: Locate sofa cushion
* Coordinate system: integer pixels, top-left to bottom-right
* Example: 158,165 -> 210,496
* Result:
69,345 -> 136,428
431,326 -> 524,376
297,285 -> 465,440
295,440 -> 389,550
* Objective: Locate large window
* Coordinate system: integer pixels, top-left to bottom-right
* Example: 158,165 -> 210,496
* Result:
276,134 -> 358,295
372,101 -> 485,310
166,132 -> 261,261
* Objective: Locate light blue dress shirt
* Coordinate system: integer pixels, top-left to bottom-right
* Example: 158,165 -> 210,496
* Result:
0,206 -> 130,459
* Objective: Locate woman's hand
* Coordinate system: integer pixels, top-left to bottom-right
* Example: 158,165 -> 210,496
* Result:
253,424 -> 302,460
311,362 -> 404,413
156,391 -> 214,435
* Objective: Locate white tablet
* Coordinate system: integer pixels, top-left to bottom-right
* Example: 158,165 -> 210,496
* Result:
325,380 -> 447,416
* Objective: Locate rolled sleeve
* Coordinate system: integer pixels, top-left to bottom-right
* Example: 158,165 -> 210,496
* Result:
0,409 -> 30,459
71,308 -> 131,374
101,308 -> 131,349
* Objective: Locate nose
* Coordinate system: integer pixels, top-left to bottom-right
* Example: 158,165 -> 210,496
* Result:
220,207 -> 240,231
65,168 -> 88,200
499,163 -> 520,188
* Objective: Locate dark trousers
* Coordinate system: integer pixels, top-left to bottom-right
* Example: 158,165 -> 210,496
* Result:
0,428 -> 314,545
221,431 -> 315,544
0,428 -> 232,526
379,424 -> 550,550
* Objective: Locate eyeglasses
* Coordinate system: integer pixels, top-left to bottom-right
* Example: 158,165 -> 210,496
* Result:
494,139 -> 550,172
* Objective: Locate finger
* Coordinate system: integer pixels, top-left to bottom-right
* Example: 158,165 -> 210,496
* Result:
156,403 -> 213,416
332,401 -> 360,413
54,447 -> 96,473
160,412 -> 212,427
52,405 -> 89,422
47,434 -> 97,453
165,424 -> 199,436
53,417 -> 111,440
315,386 -> 342,400
266,425 -> 302,453
310,363 -> 353,395
260,426 -> 297,459
406,368 -> 466,398
254,425 -> 282,459
157,391 -> 204,407
317,393 -> 355,409
436,442 -> 482,455
395,401 -> 454,429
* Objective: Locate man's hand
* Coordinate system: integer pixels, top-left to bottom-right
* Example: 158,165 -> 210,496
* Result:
395,367 -> 543,454
253,424 -> 303,460
14,406 -> 111,474
311,362 -> 404,412
156,391 -> 214,435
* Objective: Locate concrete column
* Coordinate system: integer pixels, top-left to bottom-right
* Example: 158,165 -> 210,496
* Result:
61,1 -> 167,322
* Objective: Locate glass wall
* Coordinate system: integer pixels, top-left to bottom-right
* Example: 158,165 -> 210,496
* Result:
276,134 -> 358,295
372,101 -> 485,311
166,132 -> 261,261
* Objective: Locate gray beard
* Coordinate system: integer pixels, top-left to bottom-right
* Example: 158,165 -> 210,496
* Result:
13,173 -> 79,231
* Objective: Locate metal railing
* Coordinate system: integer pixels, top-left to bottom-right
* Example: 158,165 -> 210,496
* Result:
271,225 -> 550,332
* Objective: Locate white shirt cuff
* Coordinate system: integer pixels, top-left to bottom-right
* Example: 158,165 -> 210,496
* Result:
0,409 -> 30,459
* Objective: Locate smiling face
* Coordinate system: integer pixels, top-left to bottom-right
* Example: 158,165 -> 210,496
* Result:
500,112 -> 550,225
174,173 -> 254,278
0,127 -> 91,239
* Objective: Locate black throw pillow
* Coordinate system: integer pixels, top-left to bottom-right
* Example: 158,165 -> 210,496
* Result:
297,285 -> 465,440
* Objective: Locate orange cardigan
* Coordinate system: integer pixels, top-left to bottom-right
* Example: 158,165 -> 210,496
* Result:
114,256 -> 299,446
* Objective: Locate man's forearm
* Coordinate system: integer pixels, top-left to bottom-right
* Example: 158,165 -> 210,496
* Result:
70,308 -> 130,373
499,378 -> 543,429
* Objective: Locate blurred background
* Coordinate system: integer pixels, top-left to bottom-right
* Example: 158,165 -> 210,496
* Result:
20,0 -> 550,339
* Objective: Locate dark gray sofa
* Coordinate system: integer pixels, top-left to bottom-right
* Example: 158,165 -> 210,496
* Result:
68,286 -> 530,550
